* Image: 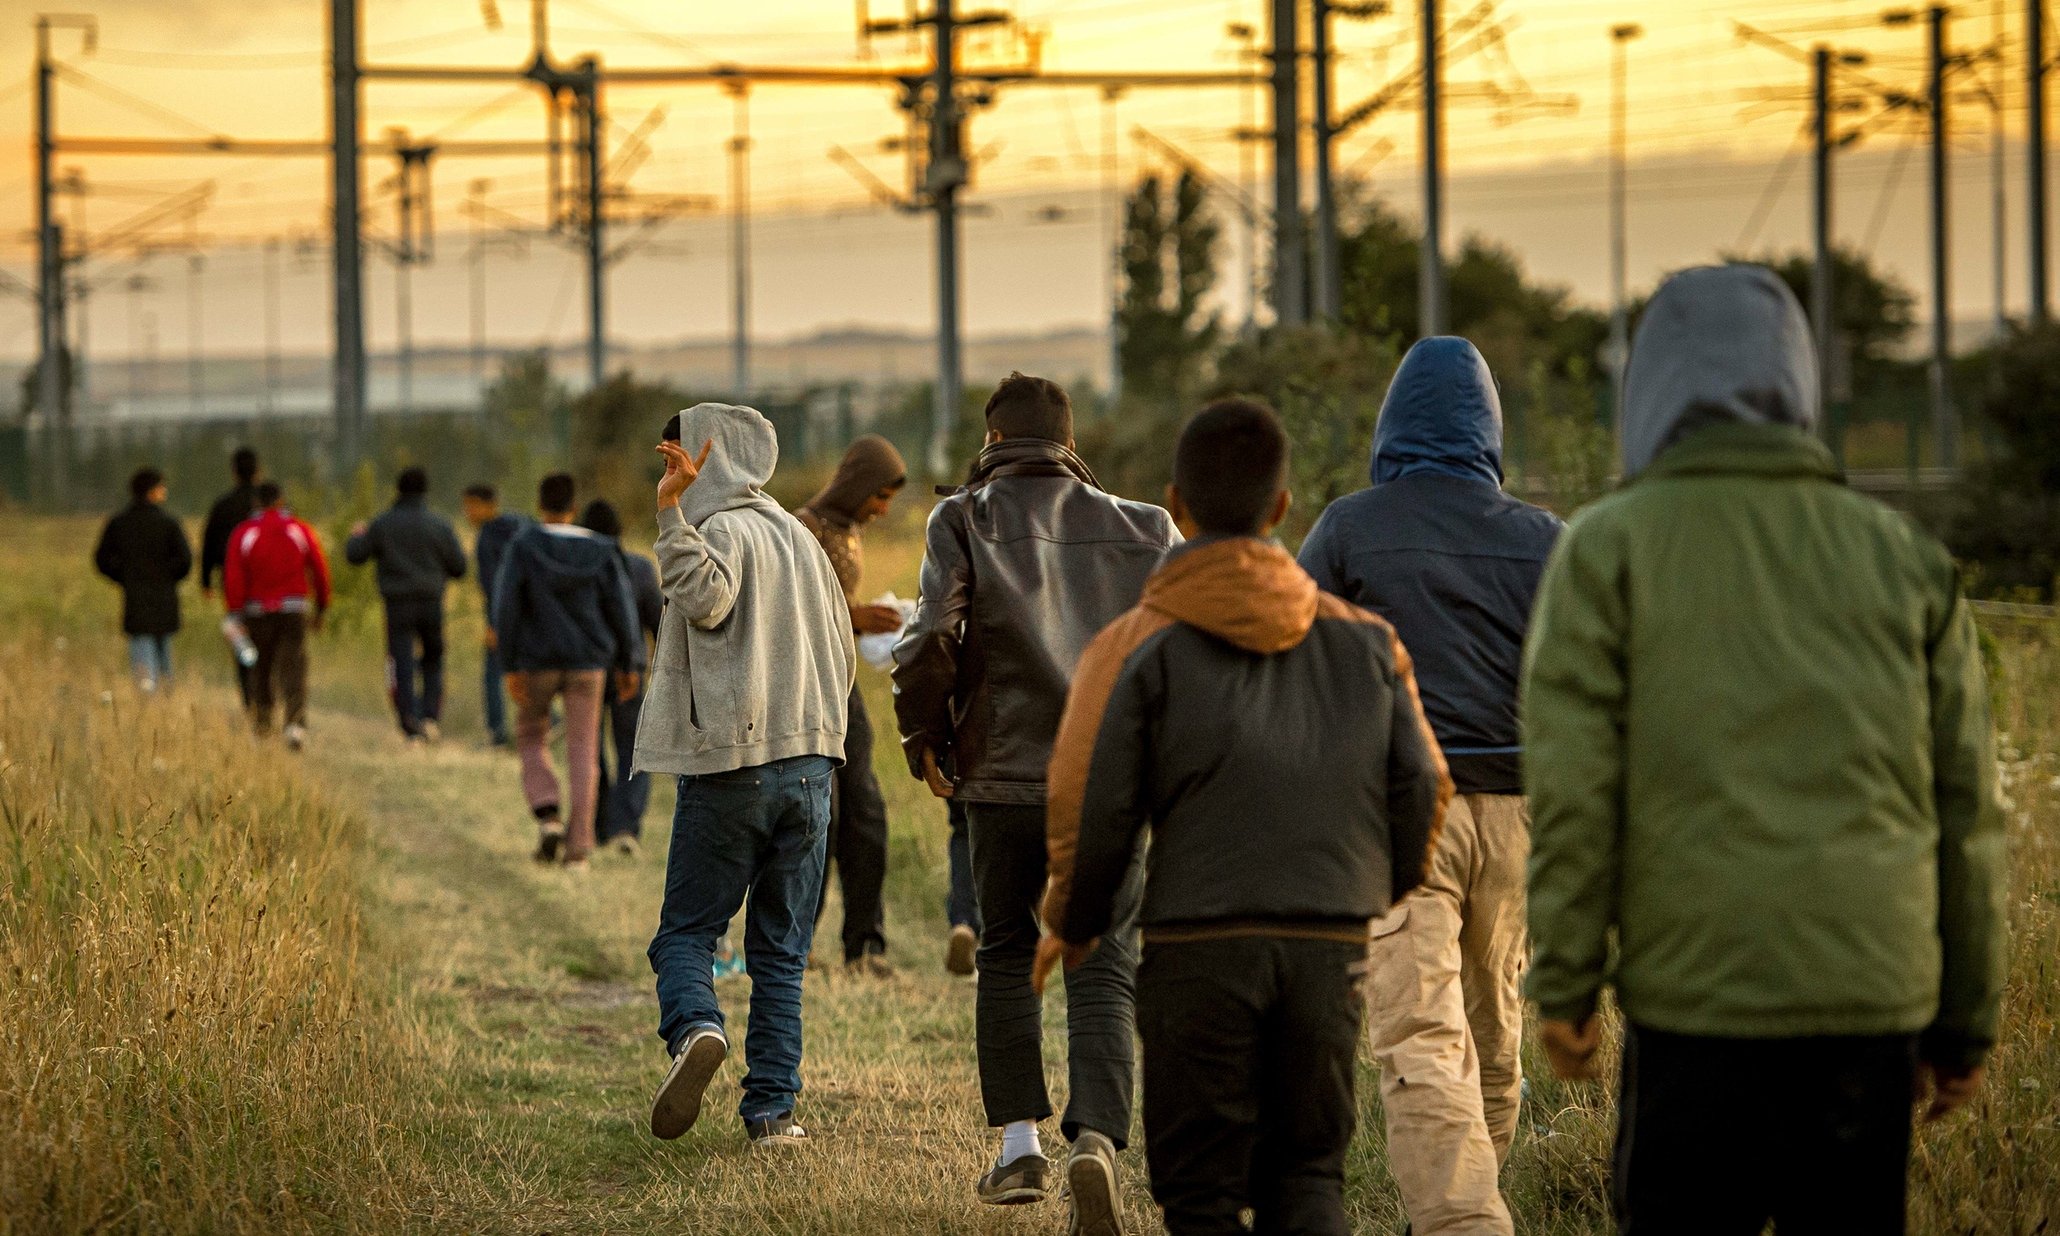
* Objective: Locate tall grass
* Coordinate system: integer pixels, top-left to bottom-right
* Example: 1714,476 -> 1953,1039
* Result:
0,521 -> 435,1232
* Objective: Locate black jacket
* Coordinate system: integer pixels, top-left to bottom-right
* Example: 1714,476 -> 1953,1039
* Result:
200,483 -> 259,591
1043,537 -> 1452,946
94,500 -> 194,636
891,439 -> 1180,805
1298,337 -> 1563,794
490,523 -> 645,674
622,549 -> 663,641
345,494 -> 467,600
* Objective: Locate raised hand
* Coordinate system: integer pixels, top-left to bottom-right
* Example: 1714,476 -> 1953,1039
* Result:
656,438 -> 715,511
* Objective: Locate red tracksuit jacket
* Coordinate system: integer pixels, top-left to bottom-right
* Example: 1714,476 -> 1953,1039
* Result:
224,508 -> 333,615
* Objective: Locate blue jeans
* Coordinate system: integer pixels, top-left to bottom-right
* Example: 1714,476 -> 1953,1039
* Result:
127,634 -> 173,686
482,644 -> 509,743
947,799 -> 981,932
649,754 -> 833,1122
382,595 -> 445,736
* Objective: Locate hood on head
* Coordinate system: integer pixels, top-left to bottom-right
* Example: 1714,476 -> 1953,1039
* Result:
1142,538 -> 1318,655
805,434 -> 907,525
1371,336 -> 1504,487
671,402 -> 781,525
1621,264 -> 1819,478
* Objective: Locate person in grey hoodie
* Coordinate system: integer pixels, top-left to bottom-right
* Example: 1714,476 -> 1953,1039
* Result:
1297,337 -> 1562,1235
345,466 -> 467,740
639,403 -> 855,1151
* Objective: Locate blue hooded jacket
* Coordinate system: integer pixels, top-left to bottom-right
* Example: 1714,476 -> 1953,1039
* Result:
1297,336 -> 1563,793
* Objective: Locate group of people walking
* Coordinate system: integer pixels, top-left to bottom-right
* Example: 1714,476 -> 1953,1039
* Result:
634,265 -> 2008,1236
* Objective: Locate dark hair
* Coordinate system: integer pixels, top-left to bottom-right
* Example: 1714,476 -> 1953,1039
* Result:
462,482 -> 497,502
662,412 -> 683,442
231,447 -> 259,484
579,498 -> 623,539
130,467 -> 165,501
396,466 -> 429,496
984,372 -> 1072,443
257,481 -> 284,506
538,472 -> 576,514
1172,399 -> 1290,536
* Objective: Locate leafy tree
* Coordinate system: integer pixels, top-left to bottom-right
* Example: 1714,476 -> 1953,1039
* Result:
1116,169 -> 1222,405
1944,324 -> 2060,598
568,371 -> 694,525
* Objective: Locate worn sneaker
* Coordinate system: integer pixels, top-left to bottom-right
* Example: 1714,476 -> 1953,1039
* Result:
746,1112 -> 810,1149
609,834 -> 640,857
945,924 -> 978,976
650,1026 -> 727,1140
1065,1130 -> 1123,1235
561,857 -> 590,874
419,719 -> 442,744
282,723 -> 308,752
534,819 -> 566,863
977,1152 -> 1052,1206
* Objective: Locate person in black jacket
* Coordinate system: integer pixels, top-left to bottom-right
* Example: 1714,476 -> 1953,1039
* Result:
579,498 -> 663,854
1037,401 -> 1452,1236
465,483 -> 529,745
1296,337 -> 1562,1233
346,466 -> 467,742
891,373 -> 1178,1225
199,447 -> 261,704
93,466 -> 194,692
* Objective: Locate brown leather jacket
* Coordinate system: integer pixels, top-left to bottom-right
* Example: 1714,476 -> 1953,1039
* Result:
890,438 -> 1180,805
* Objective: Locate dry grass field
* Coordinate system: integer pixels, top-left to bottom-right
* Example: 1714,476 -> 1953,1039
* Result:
1,508 -> 2055,1234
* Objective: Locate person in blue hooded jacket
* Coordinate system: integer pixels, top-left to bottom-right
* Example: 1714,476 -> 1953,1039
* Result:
1297,336 -> 1562,1235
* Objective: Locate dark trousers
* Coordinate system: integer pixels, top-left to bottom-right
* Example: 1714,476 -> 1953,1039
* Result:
594,685 -> 651,842
946,799 -> 980,932
229,645 -> 255,708
1138,935 -> 1364,1236
815,684 -> 889,960
1614,1025 -> 1917,1236
381,594 -> 446,736
967,801 -> 1143,1144
246,611 -> 308,732
648,755 -> 833,1122
481,643 -> 509,743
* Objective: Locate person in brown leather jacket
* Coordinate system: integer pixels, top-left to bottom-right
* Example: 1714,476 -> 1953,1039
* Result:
892,372 -> 1178,1232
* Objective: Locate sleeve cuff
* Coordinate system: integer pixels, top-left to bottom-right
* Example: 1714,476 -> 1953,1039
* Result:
656,504 -> 687,532
1535,992 -> 1601,1026
1918,1025 -> 1993,1074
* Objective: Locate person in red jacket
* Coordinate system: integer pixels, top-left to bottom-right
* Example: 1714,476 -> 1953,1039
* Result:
224,481 -> 332,749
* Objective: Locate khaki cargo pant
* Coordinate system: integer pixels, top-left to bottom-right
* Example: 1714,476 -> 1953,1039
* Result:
1366,792 -> 1529,1235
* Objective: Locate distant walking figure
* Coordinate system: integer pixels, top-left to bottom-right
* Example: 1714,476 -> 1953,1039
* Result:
223,481 -> 331,749
795,433 -> 909,975
346,466 -> 467,742
1298,336 -> 1562,1234
490,473 -> 644,870
93,466 -> 193,692
199,446 -> 262,704
464,483 -> 528,746
640,404 -> 854,1150
1523,265 -> 2008,1236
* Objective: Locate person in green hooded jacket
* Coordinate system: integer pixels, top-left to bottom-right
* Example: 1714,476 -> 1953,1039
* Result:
1521,263 -> 2007,1236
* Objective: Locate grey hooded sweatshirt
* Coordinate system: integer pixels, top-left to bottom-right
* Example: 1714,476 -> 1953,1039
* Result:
633,402 -> 857,777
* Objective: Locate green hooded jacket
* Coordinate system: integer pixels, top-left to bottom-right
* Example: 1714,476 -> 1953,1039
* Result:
1521,265 -> 2008,1070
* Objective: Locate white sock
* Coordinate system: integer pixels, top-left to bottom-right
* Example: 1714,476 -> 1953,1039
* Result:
999,1119 -> 1042,1165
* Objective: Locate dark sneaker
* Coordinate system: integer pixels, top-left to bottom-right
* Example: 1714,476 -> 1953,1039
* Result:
650,1026 -> 727,1140
945,924 -> 978,976
844,952 -> 894,979
977,1153 -> 1052,1206
1066,1131 -> 1123,1236
746,1112 -> 810,1149
533,819 -> 566,863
